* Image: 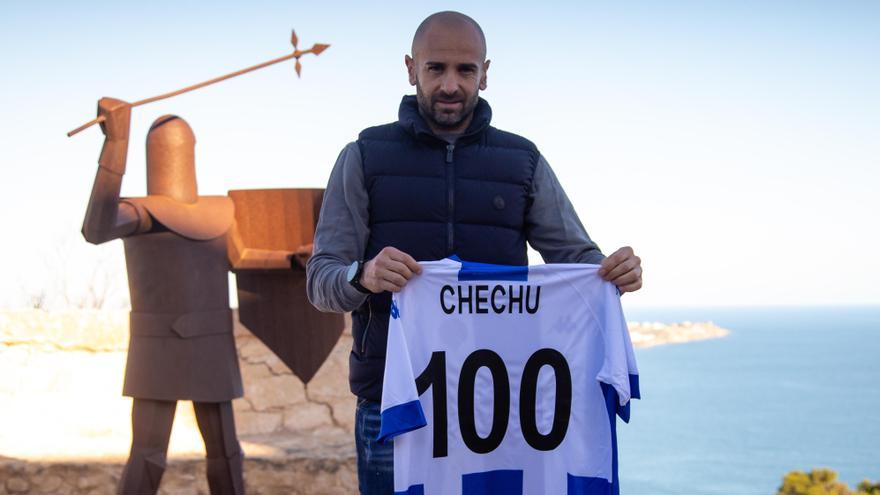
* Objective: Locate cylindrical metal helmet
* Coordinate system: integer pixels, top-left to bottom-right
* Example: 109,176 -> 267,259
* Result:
146,115 -> 198,203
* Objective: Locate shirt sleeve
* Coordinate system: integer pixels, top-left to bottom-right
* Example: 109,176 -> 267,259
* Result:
377,296 -> 427,443
526,155 -> 605,264
305,142 -> 371,313
593,279 -> 639,422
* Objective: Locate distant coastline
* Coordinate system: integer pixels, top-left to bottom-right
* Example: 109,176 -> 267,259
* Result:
628,321 -> 730,348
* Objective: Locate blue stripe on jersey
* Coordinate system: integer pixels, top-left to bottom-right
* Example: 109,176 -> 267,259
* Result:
615,374 -> 640,423
597,374 -> 639,493
630,373 -> 641,400
567,473 -> 613,494
600,382 -> 622,495
377,399 -> 427,443
394,485 -> 425,495
462,469 -> 523,494
613,374 -> 641,423
455,258 -> 529,282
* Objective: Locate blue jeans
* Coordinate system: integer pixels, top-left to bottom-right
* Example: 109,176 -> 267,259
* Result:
355,398 -> 394,494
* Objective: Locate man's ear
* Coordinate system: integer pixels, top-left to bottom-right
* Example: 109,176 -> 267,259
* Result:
480,59 -> 491,90
405,55 -> 417,86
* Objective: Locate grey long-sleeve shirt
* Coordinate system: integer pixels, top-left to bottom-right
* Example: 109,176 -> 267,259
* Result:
306,142 -> 605,313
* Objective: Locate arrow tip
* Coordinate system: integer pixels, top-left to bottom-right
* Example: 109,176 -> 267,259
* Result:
311,43 -> 330,55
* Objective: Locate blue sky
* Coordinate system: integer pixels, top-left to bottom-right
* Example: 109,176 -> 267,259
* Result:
1,1 -> 878,308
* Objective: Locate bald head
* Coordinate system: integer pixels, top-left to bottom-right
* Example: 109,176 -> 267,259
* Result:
405,11 -> 490,134
411,11 -> 487,61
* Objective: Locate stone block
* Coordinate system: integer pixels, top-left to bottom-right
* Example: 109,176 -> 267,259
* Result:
330,397 -> 356,432
264,353 -> 291,375
235,411 -> 283,435
34,474 -> 63,492
246,375 -> 306,411
233,397 -> 254,413
282,403 -> 333,432
5,478 -> 28,493
240,360 -> 275,383
238,339 -> 272,362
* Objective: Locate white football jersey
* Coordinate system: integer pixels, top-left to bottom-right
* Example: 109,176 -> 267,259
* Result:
379,257 -> 639,495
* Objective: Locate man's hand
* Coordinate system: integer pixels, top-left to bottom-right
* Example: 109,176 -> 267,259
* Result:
598,246 -> 643,294
361,246 -> 422,293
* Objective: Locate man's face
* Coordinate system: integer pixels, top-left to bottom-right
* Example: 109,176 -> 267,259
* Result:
405,23 -> 489,134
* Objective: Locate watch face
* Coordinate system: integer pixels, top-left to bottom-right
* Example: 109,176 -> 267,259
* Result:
347,261 -> 360,283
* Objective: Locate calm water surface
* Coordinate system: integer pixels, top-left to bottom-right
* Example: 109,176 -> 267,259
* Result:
617,306 -> 880,495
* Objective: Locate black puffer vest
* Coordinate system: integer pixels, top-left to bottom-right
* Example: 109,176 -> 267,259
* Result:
350,95 -> 539,401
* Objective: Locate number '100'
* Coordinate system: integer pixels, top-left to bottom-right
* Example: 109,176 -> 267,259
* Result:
415,348 -> 572,458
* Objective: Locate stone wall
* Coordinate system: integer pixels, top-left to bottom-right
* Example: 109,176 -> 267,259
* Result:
0,309 -> 358,493
232,314 -> 355,437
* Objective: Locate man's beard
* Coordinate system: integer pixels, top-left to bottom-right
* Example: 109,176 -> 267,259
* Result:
415,84 -> 479,131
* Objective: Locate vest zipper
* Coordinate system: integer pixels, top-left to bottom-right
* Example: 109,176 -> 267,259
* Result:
445,143 -> 455,254
359,298 -> 372,356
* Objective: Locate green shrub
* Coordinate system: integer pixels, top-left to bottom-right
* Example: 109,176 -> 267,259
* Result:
778,469 -> 880,495
856,480 -> 880,495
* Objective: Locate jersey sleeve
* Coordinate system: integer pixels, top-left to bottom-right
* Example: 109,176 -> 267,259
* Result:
593,281 -> 640,422
378,297 -> 427,443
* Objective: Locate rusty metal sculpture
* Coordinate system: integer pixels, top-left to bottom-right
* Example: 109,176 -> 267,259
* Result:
77,31 -> 340,495
229,189 -> 343,384
84,101 -> 249,494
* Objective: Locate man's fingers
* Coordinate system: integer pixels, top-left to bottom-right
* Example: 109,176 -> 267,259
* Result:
598,258 -> 619,279
598,246 -> 643,294
603,257 -> 639,282
618,280 -> 642,294
598,249 -> 628,276
364,247 -> 422,294
380,269 -> 409,288
381,259 -> 416,280
388,249 -> 422,275
380,279 -> 405,293
610,269 -> 641,287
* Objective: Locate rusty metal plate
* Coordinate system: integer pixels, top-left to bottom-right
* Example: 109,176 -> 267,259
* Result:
229,188 -> 343,384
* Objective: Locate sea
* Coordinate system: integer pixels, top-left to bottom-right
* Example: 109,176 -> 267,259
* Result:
616,306 -> 880,495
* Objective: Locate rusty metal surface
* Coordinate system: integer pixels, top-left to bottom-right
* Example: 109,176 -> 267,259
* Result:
83,102 -> 341,390
229,189 -> 343,384
228,189 -> 323,250
124,195 -> 234,241
146,115 -> 198,203
82,107 -> 244,402
81,98 -> 141,243
123,233 -> 242,401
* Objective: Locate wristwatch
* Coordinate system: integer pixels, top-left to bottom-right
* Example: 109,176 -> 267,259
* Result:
346,260 -> 372,294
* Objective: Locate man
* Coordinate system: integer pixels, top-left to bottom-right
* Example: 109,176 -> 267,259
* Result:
306,11 -> 643,494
